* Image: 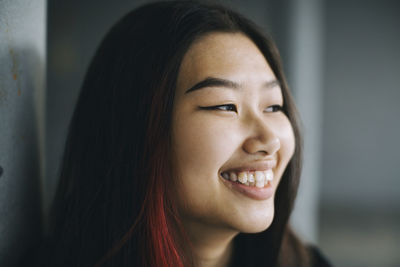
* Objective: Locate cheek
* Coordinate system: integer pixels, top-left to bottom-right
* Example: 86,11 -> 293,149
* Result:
171,114 -> 238,182
171,114 -> 240,218
280,118 -> 295,157
275,116 -> 296,178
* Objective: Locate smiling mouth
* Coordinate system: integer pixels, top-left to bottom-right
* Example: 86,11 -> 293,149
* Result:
220,170 -> 273,188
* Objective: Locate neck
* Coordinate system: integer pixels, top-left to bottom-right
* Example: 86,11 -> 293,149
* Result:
183,219 -> 238,267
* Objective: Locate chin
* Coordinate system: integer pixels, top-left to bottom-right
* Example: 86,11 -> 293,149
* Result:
233,207 -> 275,234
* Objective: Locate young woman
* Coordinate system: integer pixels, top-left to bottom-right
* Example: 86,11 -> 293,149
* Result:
32,1 -> 332,266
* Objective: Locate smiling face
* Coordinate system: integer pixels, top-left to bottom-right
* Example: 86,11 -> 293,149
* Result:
171,32 -> 295,234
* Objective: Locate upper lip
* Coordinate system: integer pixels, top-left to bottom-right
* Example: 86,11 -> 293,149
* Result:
220,160 -> 277,173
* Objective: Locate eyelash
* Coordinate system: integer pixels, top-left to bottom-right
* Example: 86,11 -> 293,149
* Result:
265,105 -> 283,113
205,104 -> 237,112
200,104 -> 283,113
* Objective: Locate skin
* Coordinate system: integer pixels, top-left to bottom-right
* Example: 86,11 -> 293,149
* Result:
171,32 -> 295,267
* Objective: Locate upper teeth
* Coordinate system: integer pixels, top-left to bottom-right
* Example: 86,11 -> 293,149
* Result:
221,170 -> 273,188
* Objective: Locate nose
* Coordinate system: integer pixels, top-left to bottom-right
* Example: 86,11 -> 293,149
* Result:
242,115 -> 280,156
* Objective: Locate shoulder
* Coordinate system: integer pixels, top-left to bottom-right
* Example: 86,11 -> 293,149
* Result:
308,246 -> 334,267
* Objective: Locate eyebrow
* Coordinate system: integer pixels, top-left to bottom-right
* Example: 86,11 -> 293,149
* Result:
184,76 -> 280,94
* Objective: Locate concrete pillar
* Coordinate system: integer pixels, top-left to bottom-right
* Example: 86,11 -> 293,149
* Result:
0,0 -> 46,265
287,0 -> 324,243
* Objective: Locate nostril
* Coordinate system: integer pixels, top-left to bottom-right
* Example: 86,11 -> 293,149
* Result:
0,166 -> 3,178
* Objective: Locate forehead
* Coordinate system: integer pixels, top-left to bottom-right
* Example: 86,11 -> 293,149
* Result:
176,32 -> 276,95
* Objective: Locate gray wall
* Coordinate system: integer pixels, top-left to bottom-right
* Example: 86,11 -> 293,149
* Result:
321,0 -> 400,210
0,0 -> 46,266
319,1 -> 400,266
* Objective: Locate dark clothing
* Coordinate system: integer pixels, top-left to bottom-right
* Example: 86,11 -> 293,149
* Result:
230,237 -> 333,267
25,237 -> 333,267
309,246 -> 333,267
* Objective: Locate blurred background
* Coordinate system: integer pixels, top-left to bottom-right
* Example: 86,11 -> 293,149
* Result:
1,0 -> 399,266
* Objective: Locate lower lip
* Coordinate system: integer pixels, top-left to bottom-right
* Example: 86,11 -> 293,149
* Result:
220,176 -> 274,200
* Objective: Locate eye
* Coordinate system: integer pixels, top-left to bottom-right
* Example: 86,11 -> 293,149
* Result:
264,105 -> 283,113
199,104 -> 237,112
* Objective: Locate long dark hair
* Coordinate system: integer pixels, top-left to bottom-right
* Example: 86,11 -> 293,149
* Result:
43,1 -> 305,266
